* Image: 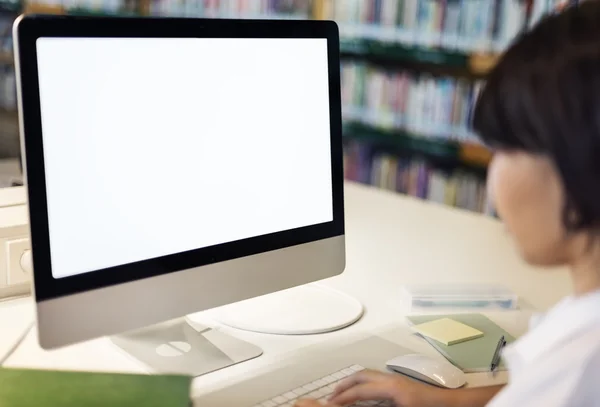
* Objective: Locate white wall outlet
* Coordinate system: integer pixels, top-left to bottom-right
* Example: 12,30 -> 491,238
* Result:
0,186 -> 30,300
6,237 -> 31,286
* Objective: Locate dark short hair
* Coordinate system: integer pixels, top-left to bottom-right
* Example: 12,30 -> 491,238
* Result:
473,1 -> 600,231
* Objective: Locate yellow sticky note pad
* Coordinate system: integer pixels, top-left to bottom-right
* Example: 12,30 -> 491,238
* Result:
413,318 -> 484,346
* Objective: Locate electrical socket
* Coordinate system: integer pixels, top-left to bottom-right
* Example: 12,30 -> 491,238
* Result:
6,237 -> 31,286
0,186 -> 30,300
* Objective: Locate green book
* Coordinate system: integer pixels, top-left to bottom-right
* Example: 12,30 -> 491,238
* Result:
406,313 -> 516,373
0,367 -> 192,407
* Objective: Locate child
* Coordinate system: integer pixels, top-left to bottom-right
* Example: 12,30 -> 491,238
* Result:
296,2 -> 600,406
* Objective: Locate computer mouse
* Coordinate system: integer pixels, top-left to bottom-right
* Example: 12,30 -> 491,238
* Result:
386,354 -> 467,389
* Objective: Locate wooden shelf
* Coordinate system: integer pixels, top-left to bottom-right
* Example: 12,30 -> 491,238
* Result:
0,52 -> 13,65
343,121 -> 491,170
340,38 -> 500,76
24,3 -> 65,14
459,142 -> 493,167
67,7 -> 139,16
470,53 -> 500,75
341,39 -> 467,68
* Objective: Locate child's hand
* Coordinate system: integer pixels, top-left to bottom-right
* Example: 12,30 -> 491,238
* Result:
294,400 -> 338,407
329,369 -> 445,407
295,369 -> 446,407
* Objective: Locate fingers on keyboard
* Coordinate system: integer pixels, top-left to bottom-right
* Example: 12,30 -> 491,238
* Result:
253,365 -> 367,407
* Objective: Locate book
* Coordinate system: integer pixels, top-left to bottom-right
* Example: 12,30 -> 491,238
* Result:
381,0 -> 400,28
0,368 -> 192,407
406,313 -> 516,372
497,0 -> 527,51
442,0 -> 461,49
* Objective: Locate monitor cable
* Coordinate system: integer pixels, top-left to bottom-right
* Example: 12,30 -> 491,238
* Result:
0,321 -> 34,366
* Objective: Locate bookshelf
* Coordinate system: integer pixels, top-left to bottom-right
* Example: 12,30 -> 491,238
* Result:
344,122 -> 491,170
0,0 -> 146,160
146,0 -> 312,19
319,0 -> 505,215
318,0 -> 583,215
0,0 -> 581,211
0,2 -> 18,159
340,38 -> 500,77
344,139 -> 491,214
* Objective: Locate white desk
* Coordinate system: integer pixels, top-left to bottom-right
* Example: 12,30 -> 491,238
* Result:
0,182 -> 572,400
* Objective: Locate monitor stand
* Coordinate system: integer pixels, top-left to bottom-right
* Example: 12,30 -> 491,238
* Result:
110,284 -> 363,376
110,317 -> 262,377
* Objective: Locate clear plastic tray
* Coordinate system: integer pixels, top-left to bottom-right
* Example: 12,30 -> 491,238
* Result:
401,284 -> 518,311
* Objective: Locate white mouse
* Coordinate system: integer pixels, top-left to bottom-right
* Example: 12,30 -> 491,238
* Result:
386,354 -> 467,389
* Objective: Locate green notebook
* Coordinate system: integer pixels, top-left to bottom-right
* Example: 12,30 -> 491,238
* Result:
406,313 -> 516,373
0,368 -> 192,407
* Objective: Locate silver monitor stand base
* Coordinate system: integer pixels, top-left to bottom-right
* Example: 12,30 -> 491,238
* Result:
110,317 -> 263,377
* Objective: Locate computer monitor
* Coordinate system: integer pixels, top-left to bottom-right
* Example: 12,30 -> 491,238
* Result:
13,15 -> 346,374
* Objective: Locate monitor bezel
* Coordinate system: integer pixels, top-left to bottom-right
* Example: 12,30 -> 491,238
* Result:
15,15 -> 344,302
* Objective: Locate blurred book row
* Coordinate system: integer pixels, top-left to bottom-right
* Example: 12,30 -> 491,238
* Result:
0,0 -> 581,213
0,15 -> 16,112
24,0 -> 130,12
148,0 -> 312,18
0,66 -> 15,111
11,0 -> 589,32
326,0 -> 588,54
341,61 -> 482,145
0,15 -> 13,54
344,140 -> 493,215
328,0 -> 523,53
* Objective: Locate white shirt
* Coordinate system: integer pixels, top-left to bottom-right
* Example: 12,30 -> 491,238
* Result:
488,289 -> 600,406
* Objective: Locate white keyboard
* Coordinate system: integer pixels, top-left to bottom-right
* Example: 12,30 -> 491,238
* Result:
251,365 -> 393,407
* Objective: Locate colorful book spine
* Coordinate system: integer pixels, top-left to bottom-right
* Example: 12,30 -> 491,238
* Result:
442,0 -> 461,49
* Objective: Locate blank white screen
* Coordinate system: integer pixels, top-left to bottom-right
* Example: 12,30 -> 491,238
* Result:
35,37 -> 333,279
